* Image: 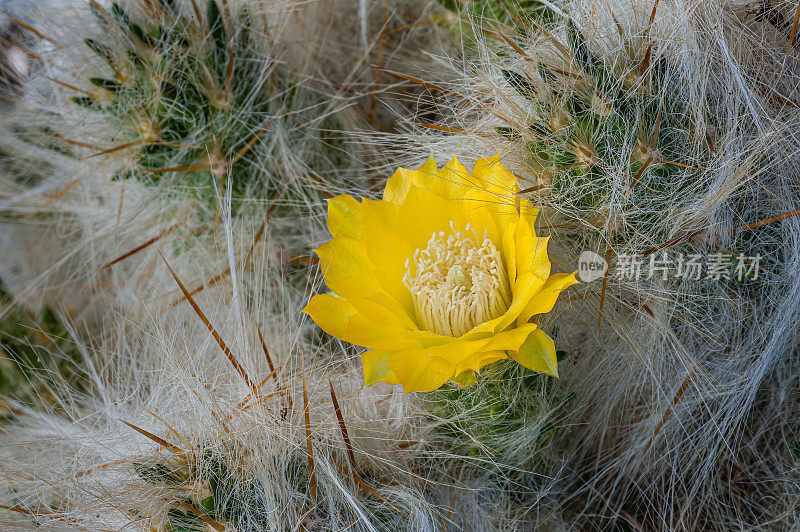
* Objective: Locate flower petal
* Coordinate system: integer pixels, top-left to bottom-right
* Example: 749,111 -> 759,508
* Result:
481,321 -> 539,350
514,211 -> 551,281
389,349 -> 454,393
303,293 -> 354,340
359,198 -> 417,313
514,212 -> 535,275
502,219 -> 518,284
362,350 -> 399,386
473,154 -> 519,196
441,323 -> 536,374
327,195 -> 362,239
303,294 -> 418,351
464,272 -> 543,338
316,237 -> 374,295
452,349 -> 507,376
472,155 -> 522,227
397,184 -> 470,251
347,294 -> 416,330
459,188 -> 504,245
316,236 -> 416,326
510,328 -> 558,376
437,156 -> 475,200
529,236 -> 552,281
502,210 -> 549,287
451,370 -> 478,387
391,163 -> 507,251
382,156 -> 439,205
381,321 -> 541,390
517,272 -> 579,325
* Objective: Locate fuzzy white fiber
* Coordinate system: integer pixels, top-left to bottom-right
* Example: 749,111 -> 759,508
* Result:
2,0 -> 800,530
381,0 -> 800,528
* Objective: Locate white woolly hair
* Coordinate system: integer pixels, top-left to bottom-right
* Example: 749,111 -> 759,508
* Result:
0,0 -> 556,530
0,0 -> 447,322
0,207 -> 580,530
4,0 -> 800,530
370,0 -> 800,529
0,211 -> 439,530
0,1 -> 459,530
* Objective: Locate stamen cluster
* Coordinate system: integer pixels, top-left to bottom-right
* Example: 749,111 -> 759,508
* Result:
404,222 -> 511,337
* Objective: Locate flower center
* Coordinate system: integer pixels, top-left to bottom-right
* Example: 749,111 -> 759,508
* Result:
403,222 -> 511,337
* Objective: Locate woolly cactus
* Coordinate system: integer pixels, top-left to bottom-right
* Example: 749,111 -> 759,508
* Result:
396,2 -> 800,528
435,0 -> 553,25
71,0 -> 353,214
497,20 -> 709,242
424,357 -> 571,466
0,0 -> 420,334
0,282 -> 83,410
4,0 -> 800,530
0,258 -> 442,531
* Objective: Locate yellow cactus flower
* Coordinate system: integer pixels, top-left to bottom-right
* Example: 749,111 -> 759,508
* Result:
303,155 -> 578,393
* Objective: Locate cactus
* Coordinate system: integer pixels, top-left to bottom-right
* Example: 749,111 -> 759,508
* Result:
71,0 -> 357,217
0,282 -> 83,410
435,0 -> 553,25
424,354 -> 572,469
139,448 -> 386,532
133,450 -> 277,531
402,6 -> 800,527
4,0 -> 800,529
499,20 -> 712,246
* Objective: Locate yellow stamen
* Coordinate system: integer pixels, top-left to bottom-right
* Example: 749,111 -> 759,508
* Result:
403,222 -> 511,337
